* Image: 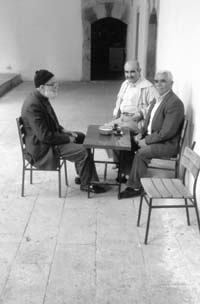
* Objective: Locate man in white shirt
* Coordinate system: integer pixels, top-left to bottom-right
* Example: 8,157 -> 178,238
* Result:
110,60 -> 157,132
105,60 -> 157,179
120,70 -> 185,198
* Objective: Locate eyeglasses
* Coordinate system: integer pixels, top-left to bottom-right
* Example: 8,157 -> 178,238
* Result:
125,70 -> 137,73
154,79 -> 167,84
45,82 -> 58,87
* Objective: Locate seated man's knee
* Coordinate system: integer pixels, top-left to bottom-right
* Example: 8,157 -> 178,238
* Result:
136,146 -> 152,159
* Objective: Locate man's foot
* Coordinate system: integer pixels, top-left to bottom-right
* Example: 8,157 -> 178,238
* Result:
116,175 -> 127,183
75,176 -> 81,185
120,187 -> 143,199
80,184 -> 107,194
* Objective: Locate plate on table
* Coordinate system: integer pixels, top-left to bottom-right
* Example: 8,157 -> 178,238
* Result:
99,125 -> 113,135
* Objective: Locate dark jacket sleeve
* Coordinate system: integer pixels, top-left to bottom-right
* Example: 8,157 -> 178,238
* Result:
145,95 -> 184,145
24,99 -> 71,145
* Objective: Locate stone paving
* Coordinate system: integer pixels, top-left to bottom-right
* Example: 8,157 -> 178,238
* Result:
0,81 -> 200,303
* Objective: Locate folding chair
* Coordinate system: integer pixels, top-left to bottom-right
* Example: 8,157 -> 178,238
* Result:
137,143 -> 200,244
16,117 -> 68,197
148,117 -> 188,177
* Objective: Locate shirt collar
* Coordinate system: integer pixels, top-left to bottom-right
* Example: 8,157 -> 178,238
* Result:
157,90 -> 171,102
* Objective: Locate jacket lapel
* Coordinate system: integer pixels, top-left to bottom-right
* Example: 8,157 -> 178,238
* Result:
151,91 -> 172,125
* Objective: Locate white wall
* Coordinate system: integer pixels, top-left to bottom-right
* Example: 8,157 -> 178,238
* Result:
0,0 -> 82,81
157,0 -> 200,152
0,1 -> 19,73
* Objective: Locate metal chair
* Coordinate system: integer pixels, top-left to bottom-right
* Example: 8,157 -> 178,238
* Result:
148,117 -> 188,177
16,117 -> 68,197
137,143 -> 200,244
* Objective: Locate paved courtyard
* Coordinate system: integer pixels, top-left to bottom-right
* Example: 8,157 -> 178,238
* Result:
0,81 -> 200,303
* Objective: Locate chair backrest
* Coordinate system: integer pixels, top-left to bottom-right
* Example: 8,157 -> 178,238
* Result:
16,117 -> 27,162
181,146 -> 200,180
177,117 -> 188,159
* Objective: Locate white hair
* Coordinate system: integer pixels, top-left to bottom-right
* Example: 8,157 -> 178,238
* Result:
155,70 -> 173,82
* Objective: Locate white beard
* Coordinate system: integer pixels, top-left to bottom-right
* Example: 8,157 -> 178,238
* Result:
44,89 -> 57,99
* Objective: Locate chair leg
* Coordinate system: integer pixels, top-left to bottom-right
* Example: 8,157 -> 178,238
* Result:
30,166 -> 33,184
58,169 -> 61,198
88,185 -> 91,198
137,194 -> 144,226
193,198 -> 200,232
64,160 -> 68,186
104,163 -> 107,181
184,198 -> 190,225
175,161 -> 179,178
21,167 -> 25,197
144,198 -> 152,245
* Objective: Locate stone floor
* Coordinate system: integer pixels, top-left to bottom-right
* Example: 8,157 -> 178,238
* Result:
0,81 -> 200,304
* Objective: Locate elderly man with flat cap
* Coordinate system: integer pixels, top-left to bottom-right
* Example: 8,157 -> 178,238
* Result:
21,69 -> 106,194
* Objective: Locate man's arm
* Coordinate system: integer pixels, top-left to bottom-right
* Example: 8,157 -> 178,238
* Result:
113,97 -> 122,119
25,102 -> 72,145
112,81 -> 128,119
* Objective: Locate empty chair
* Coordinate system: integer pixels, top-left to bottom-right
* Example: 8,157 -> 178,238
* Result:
137,143 -> 200,244
16,117 -> 68,197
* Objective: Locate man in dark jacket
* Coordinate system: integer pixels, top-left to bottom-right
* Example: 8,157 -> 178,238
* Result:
21,69 -> 105,193
120,70 -> 185,198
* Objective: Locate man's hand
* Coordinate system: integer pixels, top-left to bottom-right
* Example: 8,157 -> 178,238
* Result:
132,111 -> 142,122
138,138 -> 147,148
62,129 -> 78,138
70,132 -> 78,138
69,135 -> 76,143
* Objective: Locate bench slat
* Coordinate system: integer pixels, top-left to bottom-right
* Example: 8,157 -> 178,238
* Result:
170,179 -> 193,198
160,179 -> 184,198
141,178 -> 162,198
152,178 -> 172,198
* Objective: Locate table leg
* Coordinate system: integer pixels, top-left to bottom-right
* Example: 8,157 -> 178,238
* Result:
118,151 -> 122,199
88,148 -> 95,198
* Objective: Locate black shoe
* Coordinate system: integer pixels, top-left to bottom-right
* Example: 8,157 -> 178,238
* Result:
80,184 -> 107,194
120,187 -> 143,199
75,176 -> 81,185
116,176 -> 127,184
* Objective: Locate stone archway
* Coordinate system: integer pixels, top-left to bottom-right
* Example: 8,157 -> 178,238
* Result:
81,0 -> 130,80
91,17 -> 127,80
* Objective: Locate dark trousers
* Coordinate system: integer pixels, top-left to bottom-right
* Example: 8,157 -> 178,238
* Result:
113,131 -> 139,175
57,132 -> 98,186
127,142 -> 178,189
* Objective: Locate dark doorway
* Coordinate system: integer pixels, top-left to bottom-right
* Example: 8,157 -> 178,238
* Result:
91,17 -> 127,80
146,9 -> 157,82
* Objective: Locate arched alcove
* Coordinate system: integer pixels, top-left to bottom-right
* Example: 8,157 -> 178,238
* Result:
91,17 -> 127,80
81,0 -> 130,80
146,8 -> 157,82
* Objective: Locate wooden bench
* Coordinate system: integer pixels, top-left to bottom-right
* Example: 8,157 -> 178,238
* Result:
137,144 -> 200,244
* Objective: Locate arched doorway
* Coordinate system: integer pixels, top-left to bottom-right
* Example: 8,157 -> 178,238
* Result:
91,17 -> 127,80
146,9 -> 157,82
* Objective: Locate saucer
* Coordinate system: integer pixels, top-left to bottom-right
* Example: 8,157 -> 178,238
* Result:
99,125 -> 112,135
